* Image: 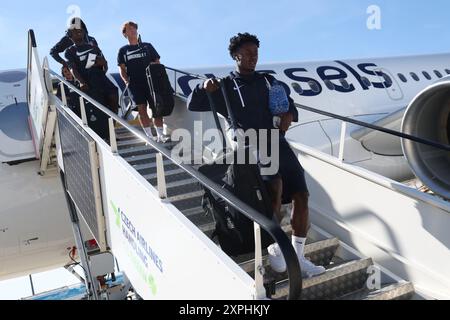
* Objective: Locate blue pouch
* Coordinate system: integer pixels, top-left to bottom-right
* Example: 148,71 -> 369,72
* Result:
266,78 -> 289,115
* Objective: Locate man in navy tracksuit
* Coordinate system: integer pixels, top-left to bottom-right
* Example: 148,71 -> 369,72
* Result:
118,21 -> 167,142
50,17 -> 98,70
188,33 -> 325,277
65,25 -> 118,142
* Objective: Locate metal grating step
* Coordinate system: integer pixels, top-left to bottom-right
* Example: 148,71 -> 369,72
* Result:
187,210 -> 215,230
167,183 -> 202,198
116,131 -> 144,141
115,125 -> 143,135
182,206 -> 206,218
136,163 -> 180,176
170,191 -> 204,212
124,153 -> 157,164
199,222 -> 216,234
338,282 -> 415,300
271,258 -> 374,300
117,138 -> 146,149
146,171 -> 192,186
132,160 -> 173,171
166,179 -> 200,197
119,145 -> 155,157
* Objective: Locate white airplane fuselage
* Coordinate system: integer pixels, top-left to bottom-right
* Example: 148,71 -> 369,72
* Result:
1,53 -> 449,280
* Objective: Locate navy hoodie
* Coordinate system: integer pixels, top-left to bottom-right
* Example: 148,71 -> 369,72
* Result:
188,71 -> 298,134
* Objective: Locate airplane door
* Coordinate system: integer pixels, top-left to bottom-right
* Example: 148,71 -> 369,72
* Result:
376,68 -> 404,101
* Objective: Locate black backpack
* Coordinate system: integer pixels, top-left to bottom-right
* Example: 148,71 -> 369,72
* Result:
199,153 -> 275,257
146,64 -> 175,118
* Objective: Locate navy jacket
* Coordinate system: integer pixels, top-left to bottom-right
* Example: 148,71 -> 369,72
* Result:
50,34 -> 98,65
188,71 -> 298,133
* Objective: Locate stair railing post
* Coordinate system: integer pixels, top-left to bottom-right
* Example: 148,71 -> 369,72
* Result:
156,153 -> 168,199
339,121 -> 347,162
79,97 -> 88,126
59,82 -> 68,107
254,222 -> 267,299
109,118 -> 118,154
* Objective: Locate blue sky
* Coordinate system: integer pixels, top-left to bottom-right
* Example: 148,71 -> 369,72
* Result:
1,0 -> 450,299
1,0 -> 450,71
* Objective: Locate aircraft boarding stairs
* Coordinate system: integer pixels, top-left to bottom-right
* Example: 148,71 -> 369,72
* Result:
113,124 -> 415,300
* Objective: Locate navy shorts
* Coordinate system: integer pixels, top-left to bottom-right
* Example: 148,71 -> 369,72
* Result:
260,138 -> 309,203
87,73 -> 118,111
129,82 -> 156,113
88,73 -> 118,97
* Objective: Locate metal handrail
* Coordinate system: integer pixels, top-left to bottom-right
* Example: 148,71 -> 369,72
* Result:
50,70 -> 302,300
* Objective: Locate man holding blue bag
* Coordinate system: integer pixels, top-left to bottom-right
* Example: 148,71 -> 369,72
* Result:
188,33 -> 325,278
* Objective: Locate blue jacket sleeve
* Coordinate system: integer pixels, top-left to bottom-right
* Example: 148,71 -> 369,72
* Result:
50,36 -> 73,65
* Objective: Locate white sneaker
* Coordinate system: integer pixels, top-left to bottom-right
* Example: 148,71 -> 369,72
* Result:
300,258 -> 326,278
158,134 -> 171,144
267,244 -> 287,273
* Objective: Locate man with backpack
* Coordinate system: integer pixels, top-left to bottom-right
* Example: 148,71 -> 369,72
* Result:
65,24 -> 119,142
118,21 -> 170,143
188,33 -> 325,278
50,17 -> 98,70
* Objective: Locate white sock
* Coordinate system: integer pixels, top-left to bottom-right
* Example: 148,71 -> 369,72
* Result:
143,127 -> 154,138
155,127 -> 164,139
292,236 -> 307,260
163,123 -> 169,136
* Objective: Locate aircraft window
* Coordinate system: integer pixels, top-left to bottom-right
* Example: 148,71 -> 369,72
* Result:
382,74 -> 393,87
361,76 -> 372,87
446,69 -> 450,75
398,73 -> 407,83
324,80 -> 335,90
410,72 -> 420,81
434,70 -> 443,78
308,81 -> 321,93
422,71 -> 432,80
339,79 -> 351,90
291,82 -> 303,95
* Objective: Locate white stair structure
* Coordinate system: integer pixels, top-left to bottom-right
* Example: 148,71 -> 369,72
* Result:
109,124 -> 416,300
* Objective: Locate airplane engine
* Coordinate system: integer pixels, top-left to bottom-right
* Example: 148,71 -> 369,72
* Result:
402,78 -> 450,200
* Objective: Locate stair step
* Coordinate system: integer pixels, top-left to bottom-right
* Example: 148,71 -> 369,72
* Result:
117,138 -> 146,148
124,153 -> 157,163
338,282 -> 415,300
305,237 -> 340,267
116,131 -> 143,140
272,258 -> 373,300
167,183 -> 201,198
115,125 -> 142,135
169,190 -> 204,203
145,169 -> 187,183
238,238 -> 340,275
200,222 -> 216,234
167,178 -> 198,189
119,145 -> 155,157
170,191 -> 204,212
166,179 -> 200,197
132,160 -> 174,172
182,206 -> 206,217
